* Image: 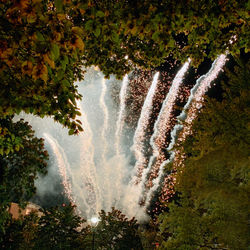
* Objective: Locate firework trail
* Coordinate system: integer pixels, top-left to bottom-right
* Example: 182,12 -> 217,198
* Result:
43,133 -> 74,204
145,54 -> 227,207
131,72 -> 160,183
99,77 -> 112,208
77,101 -> 102,216
115,74 -> 129,155
140,61 -> 190,194
21,55 -> 228,221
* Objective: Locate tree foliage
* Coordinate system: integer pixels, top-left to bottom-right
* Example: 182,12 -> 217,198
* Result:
93,208 -> 143,249
1,212 -> 39,249
0,117 -> 48,237
158,55 -> 250,249
1,206 -> 144,249
33,204 -> 90,250
1,204 -> 90,250
0,0 -> 249,248
0,0 -> 248,136
0,0 -> 84,134
80,0 -> 249,74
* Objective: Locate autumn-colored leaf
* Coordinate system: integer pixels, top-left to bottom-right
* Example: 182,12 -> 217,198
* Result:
0,48 -> 12,60
70,36 -> 85,51
43,54 -> 55,69
57,14 -> 66,21
53,32 -> 62,42
72,26 -> 84,36
14,0 -> 29,9
32,63 -> 48,82
21,61 -> 33,75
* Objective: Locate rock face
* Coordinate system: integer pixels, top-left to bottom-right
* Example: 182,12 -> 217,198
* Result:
8,202 -> 42,219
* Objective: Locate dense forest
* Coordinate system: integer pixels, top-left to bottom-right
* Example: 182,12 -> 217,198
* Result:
0,0 -> 249,249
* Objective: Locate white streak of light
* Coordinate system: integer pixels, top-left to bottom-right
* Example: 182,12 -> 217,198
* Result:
144,54 -> 227,208
43,133 -> 74,204
78,102 -> 102,214
99,77 -> 111,208
132,72 -> 159,183
115,74 -> 129,155
140,60 -> 190,188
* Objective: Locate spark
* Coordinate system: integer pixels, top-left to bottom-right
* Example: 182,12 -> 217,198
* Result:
115,74 -> 129,155
159,54 -> 228,205
132,72 -> 160,183
43,133 -> 74,204
140,60 -> 191,198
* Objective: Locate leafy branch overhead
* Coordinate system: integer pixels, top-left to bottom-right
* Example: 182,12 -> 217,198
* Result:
0,0 -> 84,134
0,0 -> 249,137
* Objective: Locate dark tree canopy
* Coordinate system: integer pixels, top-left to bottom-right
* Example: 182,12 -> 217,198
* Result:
80,0 -> 249,75
0,117 -> 48,238
1,204 -> 90,250
34,205 -> 90,250
93,208 -> 143,249
158,55 -> 250,249
0,0 -> 248,136
0,0 -> 84,134
1,206 -> 144,249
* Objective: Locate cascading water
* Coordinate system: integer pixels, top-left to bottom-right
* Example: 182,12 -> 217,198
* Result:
16,56 -> 227,221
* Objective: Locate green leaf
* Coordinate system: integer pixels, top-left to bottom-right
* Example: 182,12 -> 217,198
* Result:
68,129 -> 74,135
55,0 -> 63,13
63,55 -> 69,64
94,27 -> 101,37
51,44 -> 60,60
168,39 -> 175,47
47,65 -> 52,76
61,55 -> 69,71
103,35 -> 109,42
152,31 -> 159,41
111,32 -> 119,43
96,10 -> 105,17
85,20 -> 93,31
15,145 -> 20,151
62,79 -> 70,87
36,31 -> 45,42
5,147 -> 10,155
57,69 -> 65,80
61,61 -> 66,71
